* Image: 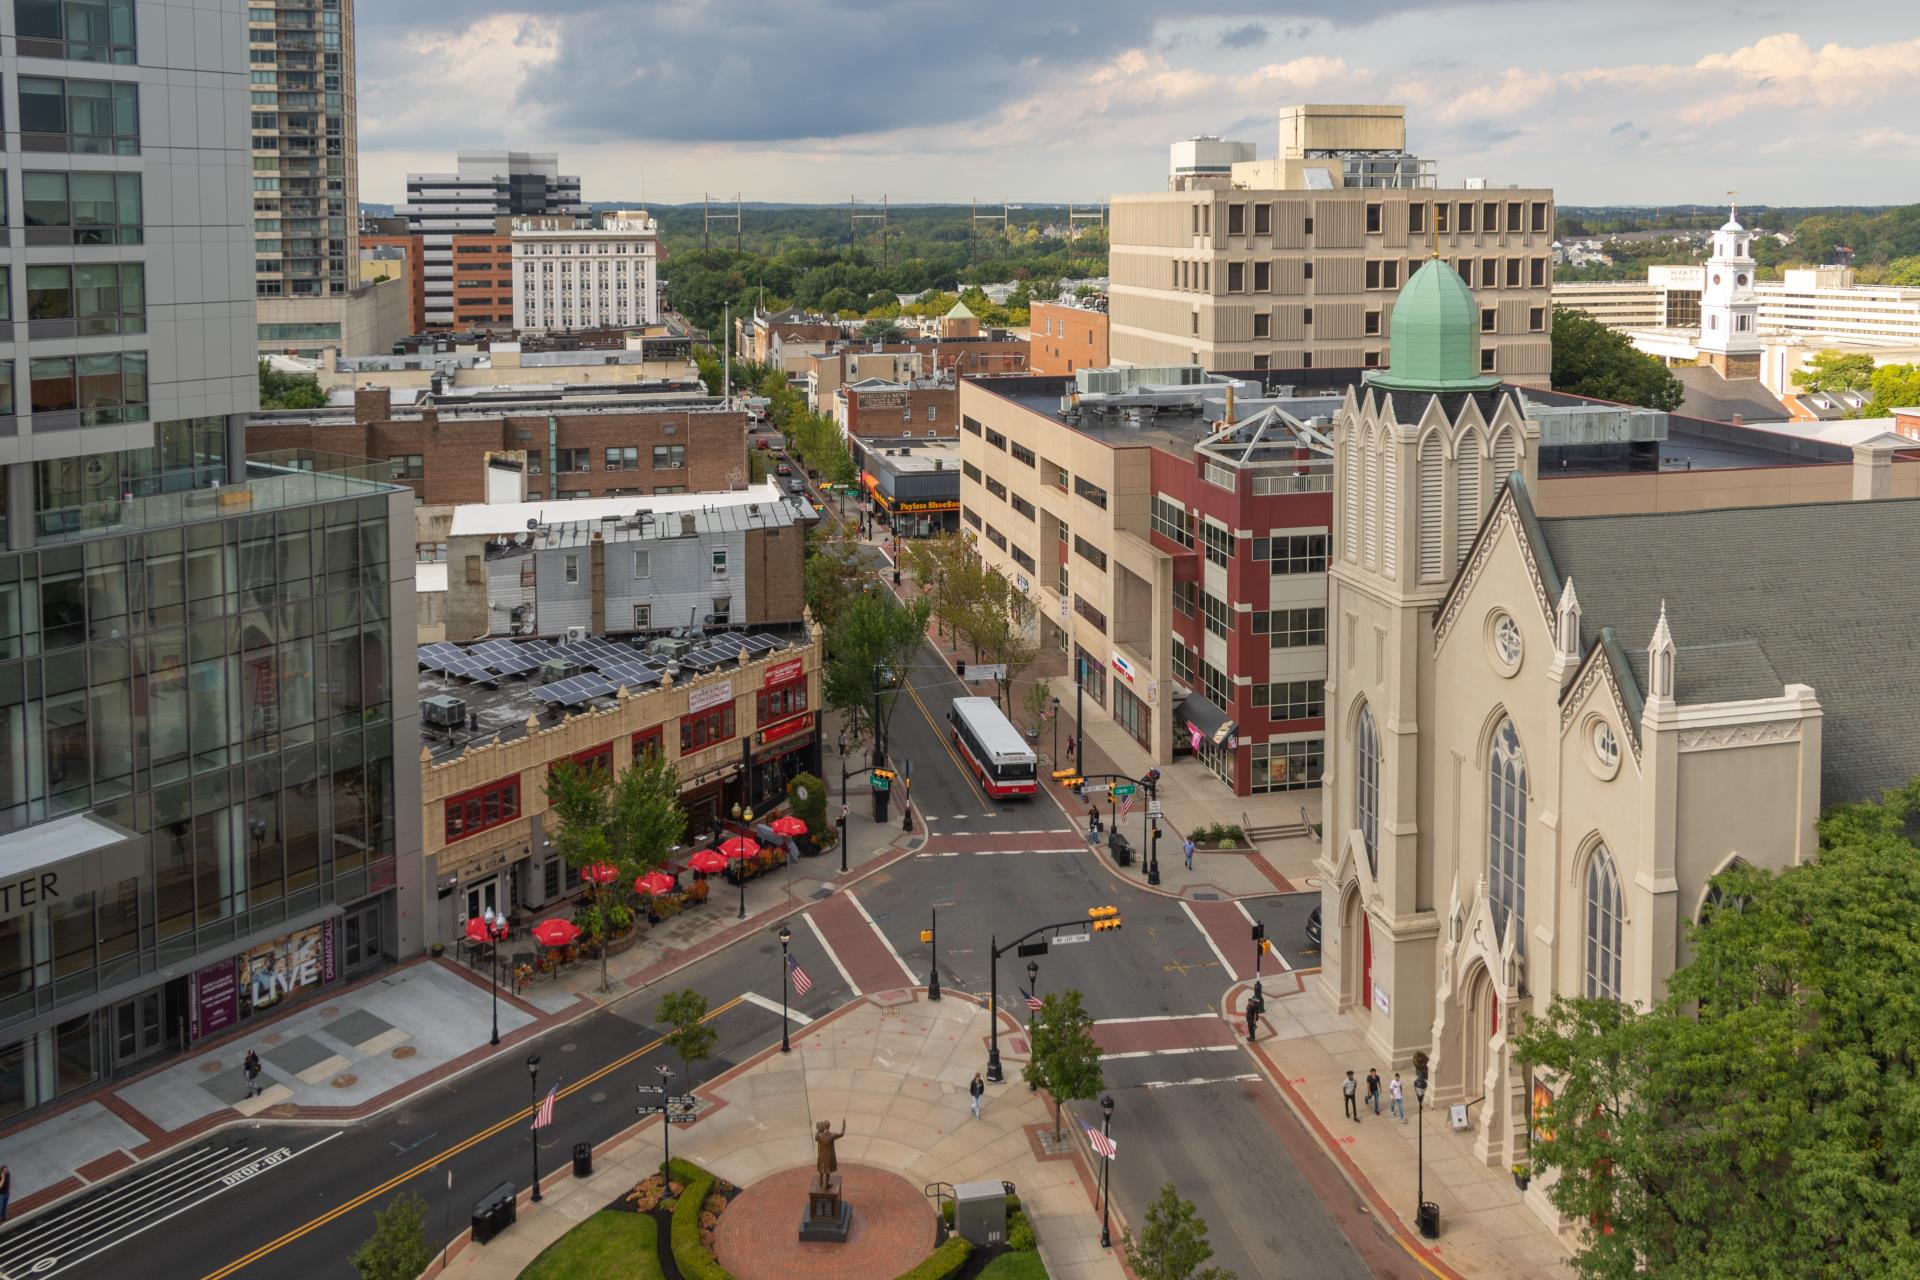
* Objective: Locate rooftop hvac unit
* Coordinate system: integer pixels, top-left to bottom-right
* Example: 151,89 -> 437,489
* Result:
422,694 -> 467,729
541,658 -> 582,683
565,624 -> 588,644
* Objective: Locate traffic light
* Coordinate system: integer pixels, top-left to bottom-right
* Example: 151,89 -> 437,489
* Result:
1052,769 -> 1084,794
1088,905 -> 1123,932
919,929 -> 933,944
1259,939 -> 1274,955
1251,919 -> 1266,943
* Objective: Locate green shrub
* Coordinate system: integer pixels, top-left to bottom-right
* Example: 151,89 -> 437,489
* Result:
666,1159 -> 735,1280
892,1235 -> 972,1280
1219,824 -> 1246,844
1007,1209 -> 1036,1251
1188,823 -> 1216,843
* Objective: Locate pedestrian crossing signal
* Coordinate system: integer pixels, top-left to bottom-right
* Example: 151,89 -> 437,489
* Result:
1259,939 -> 1274,954
1088,905 -> 1122,932
919,929 -> 933,943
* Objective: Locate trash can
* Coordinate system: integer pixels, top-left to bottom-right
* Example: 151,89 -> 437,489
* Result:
1418,1200 -> 1440,1239
471,1182 -> 517,1245
573,1142 -> 593,1177
1108,832 -> 1133,867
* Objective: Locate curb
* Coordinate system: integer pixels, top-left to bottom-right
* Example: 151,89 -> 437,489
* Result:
1,832 -> 925,1234
1219,977 -> 1466,1280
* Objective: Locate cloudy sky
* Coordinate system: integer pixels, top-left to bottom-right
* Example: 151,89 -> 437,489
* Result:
357,1 -> 1918,208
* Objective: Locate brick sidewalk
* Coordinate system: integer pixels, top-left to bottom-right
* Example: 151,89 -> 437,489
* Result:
432,993 -> 1126,1280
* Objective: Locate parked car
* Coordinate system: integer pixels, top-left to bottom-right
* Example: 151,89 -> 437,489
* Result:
786,478 -> 805,494
755,437 -> 770,450
1305,905 -> 1322,951
776,462 -> 792,476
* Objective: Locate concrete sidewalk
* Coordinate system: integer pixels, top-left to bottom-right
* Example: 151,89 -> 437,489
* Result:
433,993 -> 1125,1280
1236,973 -> 1575,1280
0,789 -> 919,1225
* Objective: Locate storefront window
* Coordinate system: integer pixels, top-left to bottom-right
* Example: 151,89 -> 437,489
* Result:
1113,684 -> 1152,751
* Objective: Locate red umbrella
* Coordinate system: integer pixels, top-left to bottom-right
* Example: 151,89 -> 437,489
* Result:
581,863 -> 620,886
635,871 -> 678,896
464,916 -> 507,944
718,837 -> 760,861
770,816 -> 808,837
688,849 -> 729,874
532,918 -> 581,947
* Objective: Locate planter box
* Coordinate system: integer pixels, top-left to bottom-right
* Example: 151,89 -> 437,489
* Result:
603,927 -> 639,958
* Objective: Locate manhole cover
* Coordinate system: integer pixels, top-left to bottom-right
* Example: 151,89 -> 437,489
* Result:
391,1046 -> 417,1060
1192,892 -> 1221,901
199,1060 -> 223,1074
331,1074 -> 358,1089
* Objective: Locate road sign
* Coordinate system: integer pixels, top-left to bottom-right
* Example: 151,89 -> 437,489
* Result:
963,663 -> 1007,682
636,1085 -> 663,1094
1053,931 -> 1091,946
1147,800 -> 1163,817
871,774 -> 891,792
1109,783 -> 1137,798
669,1095 -> 697,1106
667,1114 -> 699,1125
1016,939 -> 1050,957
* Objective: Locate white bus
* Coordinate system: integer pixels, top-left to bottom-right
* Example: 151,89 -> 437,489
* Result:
946,696 -> 1038,799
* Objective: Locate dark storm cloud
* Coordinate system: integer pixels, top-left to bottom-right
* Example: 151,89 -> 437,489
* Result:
357,1 -> 1494,146
1217,22 -> 1269,49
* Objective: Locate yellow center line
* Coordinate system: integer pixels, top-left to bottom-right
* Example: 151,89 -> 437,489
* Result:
199,995 -> 746,1280
902,663 -> 995,813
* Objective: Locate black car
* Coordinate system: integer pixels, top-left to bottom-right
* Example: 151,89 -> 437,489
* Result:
1305,905 -> 1322,951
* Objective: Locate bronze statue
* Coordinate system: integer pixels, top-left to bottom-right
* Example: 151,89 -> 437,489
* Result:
813,1118 -> 845,1188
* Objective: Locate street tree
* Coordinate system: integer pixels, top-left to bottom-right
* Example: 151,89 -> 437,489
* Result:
657,988 -> 718,1087
802,524 -> 869,637
1023,676 -> 1054,738
822,589 -> 929,761
258,359 -> 325,410
1790,349 -> 1875,394
1515,775 -> 1920,1280
1023,988 -> 1104,1139
1550,308 -> 1684,411
1121,1183 -> 1235,1280
544,759 -> 616,986
349,1191 -> 435,1280
904,533 -> 976,646
1862,362 -> 1920,419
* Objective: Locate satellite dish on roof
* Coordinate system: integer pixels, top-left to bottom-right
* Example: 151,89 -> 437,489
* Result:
526,517 -> 539,531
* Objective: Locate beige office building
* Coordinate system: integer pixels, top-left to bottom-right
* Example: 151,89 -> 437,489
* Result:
1109,105 -> 1554,386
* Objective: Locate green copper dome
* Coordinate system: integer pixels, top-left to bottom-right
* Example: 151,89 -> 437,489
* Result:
1365,257 -> 1502,392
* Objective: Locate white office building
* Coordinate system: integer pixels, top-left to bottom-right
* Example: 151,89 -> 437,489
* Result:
398,151 -> 585,326
511,211 -> 661,334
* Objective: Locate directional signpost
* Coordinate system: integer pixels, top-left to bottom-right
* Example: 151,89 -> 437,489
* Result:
637,1068 -> 696,1172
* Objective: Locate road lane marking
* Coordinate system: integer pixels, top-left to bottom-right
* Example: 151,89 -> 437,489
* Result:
0,1143 -> 263,1272
802,910 -> 861,996
1238,899 -> 1293,971
847,891 -> 919,987
741,990 -> 813,1024
1096,1013 -> 1221,1025
199,997 -> 745,1280
1180,901 -> 1238,975
1142,1073 -> 1263,1089
1102,1045 -> 1241,1061
901,673 -> 997,815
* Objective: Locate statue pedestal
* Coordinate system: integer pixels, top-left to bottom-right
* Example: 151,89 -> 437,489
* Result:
798,1172 -> 854,1242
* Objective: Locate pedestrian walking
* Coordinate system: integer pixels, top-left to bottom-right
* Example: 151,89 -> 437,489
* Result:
1342,1070 -> 1360,1121
1366,1067 -> 1382,1115
1183,835 -> 1196,870
1065,734 -> 1075,760
1087,806 -> 1101,843
1390,1072 -> 1405,1121
969,1072 -> 985,1120
0,1163 -> 11,1223
1245,991 -> 1264,1042
243,1049 -> 263,1098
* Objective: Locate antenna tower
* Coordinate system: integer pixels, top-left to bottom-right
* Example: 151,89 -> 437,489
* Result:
703,193 -> 743,250
850,195 -> 889,264
970,198 -> 1010,257
1066,200 -> 1106,244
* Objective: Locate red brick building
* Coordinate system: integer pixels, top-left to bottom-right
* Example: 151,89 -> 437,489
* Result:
448,232 -> 515,330
249,387 -> 750,506
361,232 -> 428,336
1029,300 -> 1110,375
837,380 -> 960,441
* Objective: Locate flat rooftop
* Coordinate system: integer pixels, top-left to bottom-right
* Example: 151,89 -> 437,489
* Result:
449,483 -> 796,538
968,371 -> 1865,474
416,628 -> 806,763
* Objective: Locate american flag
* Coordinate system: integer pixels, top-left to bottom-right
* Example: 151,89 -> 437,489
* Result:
532,1085 -> 557,1130
788,954 -> 814,996
1023,987 -> 1043,1011
1085,1121 -> 1117,1160
1118,794 -> 1135,819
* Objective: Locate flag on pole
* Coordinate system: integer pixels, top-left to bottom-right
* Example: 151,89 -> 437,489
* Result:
1084,1121 -> 1117,1160
788,953 -> 814,996
532,1085 -> 557,1130
1118,794 -> 1135,819
1022,987 -> 1043,1012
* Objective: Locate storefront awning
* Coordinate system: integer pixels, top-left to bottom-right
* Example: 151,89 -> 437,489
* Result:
1178,693 -> 1238,749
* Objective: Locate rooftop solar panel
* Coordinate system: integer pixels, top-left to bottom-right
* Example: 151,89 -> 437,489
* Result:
532,675 -> 616,706
741,634 -> 782,655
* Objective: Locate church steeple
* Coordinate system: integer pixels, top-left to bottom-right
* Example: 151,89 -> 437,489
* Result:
1364,258 -> 1503,394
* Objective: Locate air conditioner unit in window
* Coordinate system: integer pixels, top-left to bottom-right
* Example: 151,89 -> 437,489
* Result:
564,624 -> 588,644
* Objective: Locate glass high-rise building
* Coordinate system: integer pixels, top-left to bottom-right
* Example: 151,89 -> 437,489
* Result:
0,0 -> 420,1121
248,0 -> 357,300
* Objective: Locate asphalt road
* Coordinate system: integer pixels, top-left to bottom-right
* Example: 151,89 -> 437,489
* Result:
43,601 -> 1403,1280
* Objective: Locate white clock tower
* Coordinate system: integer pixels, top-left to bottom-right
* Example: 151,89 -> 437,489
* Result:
1696,196 -> 1761,379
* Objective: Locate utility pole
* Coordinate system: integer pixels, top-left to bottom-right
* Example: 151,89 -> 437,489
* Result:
703,192 -> 743,251
851,195 -> 889,265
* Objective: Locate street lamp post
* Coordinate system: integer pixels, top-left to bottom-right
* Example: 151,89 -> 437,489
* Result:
987,932 -> 1003,1083
1099,1094 -> 1115,1248
837,730 -> 848,807
1074,658 -> 1085,778
483,906 -> 507,1046
732,803 -> 753,920
838,803 -> 849,874
527,1052 -> 543,1202
779,925 -> 792,1053
1026,960 -> 1039,1092
927,907 -> 941,1001
1416,1069 -> 1436,1238
1050,696 -> 1061,765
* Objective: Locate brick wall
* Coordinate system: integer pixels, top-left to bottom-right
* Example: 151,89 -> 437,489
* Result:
1029,302 -> 1110,375
361,233 -> 427,335
449,233 -> 515,329
844,385 -> 959,440
250,395 -> 749,504
744,522 -> 807,624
